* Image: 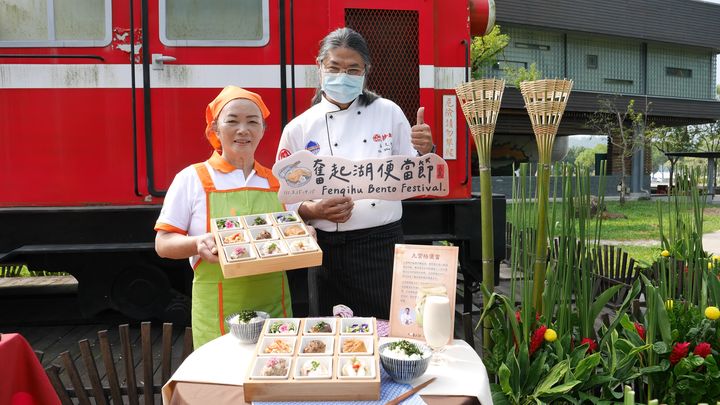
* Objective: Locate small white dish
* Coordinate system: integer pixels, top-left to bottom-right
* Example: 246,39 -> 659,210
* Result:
243,213 -> 272,227
250,356 -> 292,380
249,226 -> 279,242
256,240 -> 288,258
279,223 -> 308,238
219,229 -> 250,245
265,318 -> 300,335
340,317 -> 374,335
294,357 -> 333,379
214,216 -> 242,230
338,335 -> 374,356
258,336 -> 297,356
298,336 -> 334,356
287,237 -> 319,254
303,317 -> 336,335
337,356 -> 376,379
272,211 -> 301,225
223,244 -> 256,262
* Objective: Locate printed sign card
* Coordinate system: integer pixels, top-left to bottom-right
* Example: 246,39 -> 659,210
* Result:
388,244 -> 458,341
272,150 -> 449,204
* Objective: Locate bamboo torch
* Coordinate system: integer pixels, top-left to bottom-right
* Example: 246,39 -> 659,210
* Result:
519,79 -> 573,312
456,79 -> 505,352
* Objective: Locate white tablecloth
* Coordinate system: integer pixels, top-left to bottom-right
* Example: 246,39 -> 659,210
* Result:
162,334 -> 493,405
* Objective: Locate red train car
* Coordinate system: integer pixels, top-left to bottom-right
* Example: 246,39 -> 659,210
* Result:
0,0 -> 497,322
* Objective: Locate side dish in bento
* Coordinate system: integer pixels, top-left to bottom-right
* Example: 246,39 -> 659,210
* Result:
310,321 -> 332,333
264,339 -> 293,354
223,231 -> 246,244
299,360 -> 329,377
261,358 -> 288,376
342,339 -> 368,353
268,320 -> 296,334
302,340 -> 326,353
341,357 -> 369,377
275,213 -> 298,223
229,246 -> 250,260
282,225 -> 306,237
216,218 -> 240,229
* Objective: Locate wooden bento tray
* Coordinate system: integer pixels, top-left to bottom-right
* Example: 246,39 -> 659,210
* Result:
211,211 -> 322,278
243,317 -> 380,402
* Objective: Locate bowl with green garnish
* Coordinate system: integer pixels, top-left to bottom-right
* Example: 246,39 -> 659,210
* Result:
378,340 -> 431,383
226,310 -> 269,343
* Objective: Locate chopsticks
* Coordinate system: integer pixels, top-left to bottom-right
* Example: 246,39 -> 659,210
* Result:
384,377 -> 436,405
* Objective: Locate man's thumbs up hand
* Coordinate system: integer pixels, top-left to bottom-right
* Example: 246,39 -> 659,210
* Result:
411,106 -> 434,155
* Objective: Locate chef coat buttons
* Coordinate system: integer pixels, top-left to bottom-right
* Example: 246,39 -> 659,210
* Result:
357,111 -> 361,115
329,115 -> 333,119
371,202 -> 376,207
363,139 -> 367,143
334,143 -> 338,147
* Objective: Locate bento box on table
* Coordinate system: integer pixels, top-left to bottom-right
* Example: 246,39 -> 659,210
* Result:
211,211 -> 322,278
243,317 -> 380,402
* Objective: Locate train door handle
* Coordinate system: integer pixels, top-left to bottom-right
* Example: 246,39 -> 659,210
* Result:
151,54 -> 176,70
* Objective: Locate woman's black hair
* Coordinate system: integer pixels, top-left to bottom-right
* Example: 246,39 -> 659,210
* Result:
311,27 -> 379,106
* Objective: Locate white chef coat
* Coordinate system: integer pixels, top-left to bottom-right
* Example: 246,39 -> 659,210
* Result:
277,95 -> 418,232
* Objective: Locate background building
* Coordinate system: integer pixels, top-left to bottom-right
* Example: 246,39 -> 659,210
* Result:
485,0 -> 720,196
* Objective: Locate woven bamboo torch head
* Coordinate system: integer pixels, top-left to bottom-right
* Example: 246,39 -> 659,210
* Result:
455,79 -> 505,141
519,79 -> 573,140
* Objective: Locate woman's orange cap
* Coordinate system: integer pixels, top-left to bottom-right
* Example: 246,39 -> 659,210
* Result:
205,86 -> 270,151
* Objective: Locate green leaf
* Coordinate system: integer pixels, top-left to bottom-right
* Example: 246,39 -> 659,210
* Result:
498,363 -> 513,395
687,354 -> 705,368
589,284 -> 622,324
542,380 -> 582,395
534,359 -> 569,396
526,351 -> 547,391
574,352 -> 601,382
652,341 -> 670,354
490,384 -> 511,405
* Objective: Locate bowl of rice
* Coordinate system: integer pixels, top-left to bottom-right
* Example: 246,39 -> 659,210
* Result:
226,310 -> 269,344
378,340 -> 432,383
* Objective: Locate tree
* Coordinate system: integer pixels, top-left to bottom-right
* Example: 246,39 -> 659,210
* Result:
562,145 -> 585,164
587,97 -> 650,204
470,25 -> 509,79
575,143 -> 608,173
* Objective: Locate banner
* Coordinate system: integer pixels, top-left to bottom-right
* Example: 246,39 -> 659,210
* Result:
272,150 -> 449,204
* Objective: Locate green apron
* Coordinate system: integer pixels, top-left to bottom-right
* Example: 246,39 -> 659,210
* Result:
192,162 -> 292,348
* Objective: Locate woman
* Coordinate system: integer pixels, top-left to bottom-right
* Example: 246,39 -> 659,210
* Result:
155,86 -> 292,348
276,28 -> 434,319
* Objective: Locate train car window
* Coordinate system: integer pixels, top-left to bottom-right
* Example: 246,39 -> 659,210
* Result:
160,0 -> 269,47
0,0 -> 111,47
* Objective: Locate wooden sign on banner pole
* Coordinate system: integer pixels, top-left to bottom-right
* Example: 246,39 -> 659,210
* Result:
388,244 -> 458,343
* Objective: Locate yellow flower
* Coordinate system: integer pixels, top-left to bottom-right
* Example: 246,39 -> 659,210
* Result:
705,306 -> 720,320
661,250 -> 670,257
713,255 -> 720,261
710,262 -> 715,270
544,328 -> 557,342
665,300 -> 674,310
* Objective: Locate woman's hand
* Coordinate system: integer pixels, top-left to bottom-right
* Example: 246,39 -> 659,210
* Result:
195,233 -> 219,263
299,196 -> 354,223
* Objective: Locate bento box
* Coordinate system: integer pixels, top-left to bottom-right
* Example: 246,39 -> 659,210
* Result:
243,317 -> 380,402
211,211 -> 322,278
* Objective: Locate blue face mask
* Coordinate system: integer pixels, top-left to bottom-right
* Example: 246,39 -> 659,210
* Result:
321,72 -> 365,104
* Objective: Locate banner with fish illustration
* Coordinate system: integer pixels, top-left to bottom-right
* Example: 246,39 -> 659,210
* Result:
272,150 -> 449,204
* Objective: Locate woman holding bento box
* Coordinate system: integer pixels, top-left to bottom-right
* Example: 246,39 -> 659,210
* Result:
154,86 -> 293,348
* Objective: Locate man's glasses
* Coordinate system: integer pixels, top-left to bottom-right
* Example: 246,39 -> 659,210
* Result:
321,66 -> 365,76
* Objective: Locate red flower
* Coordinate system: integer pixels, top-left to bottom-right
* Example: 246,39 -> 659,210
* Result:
515,310 -> 521,323
529,325 -> 547,356
670,342 -> 691,365
634,322 -> 646,340
694,342 -> 712,358
580,337 -> 598,353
